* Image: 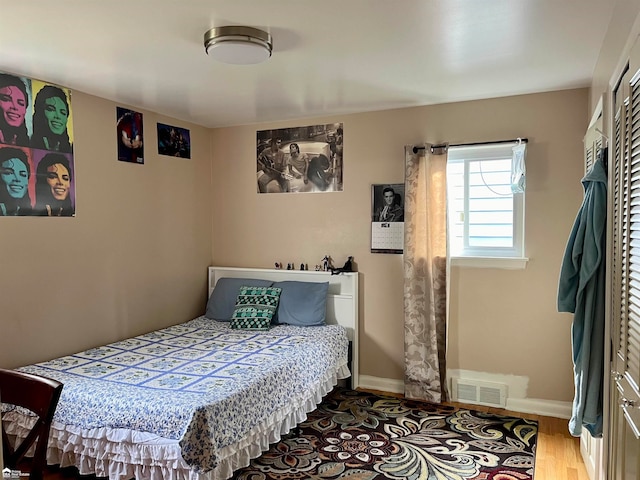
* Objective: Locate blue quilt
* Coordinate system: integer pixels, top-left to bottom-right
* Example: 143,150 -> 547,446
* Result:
17,316 -> 349,473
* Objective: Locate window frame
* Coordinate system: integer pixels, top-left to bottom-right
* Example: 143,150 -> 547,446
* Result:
447,143 -> 527,269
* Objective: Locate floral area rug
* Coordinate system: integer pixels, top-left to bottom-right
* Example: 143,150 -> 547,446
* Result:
232,388 -> 538,480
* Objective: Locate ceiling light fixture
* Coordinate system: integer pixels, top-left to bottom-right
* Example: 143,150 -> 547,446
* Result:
203,26 -> 272,65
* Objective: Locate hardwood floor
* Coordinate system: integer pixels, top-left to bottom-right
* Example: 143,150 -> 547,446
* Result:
35,389 -> 588,480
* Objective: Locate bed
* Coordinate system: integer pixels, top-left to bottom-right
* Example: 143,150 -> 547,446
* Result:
2,266 -> 359,480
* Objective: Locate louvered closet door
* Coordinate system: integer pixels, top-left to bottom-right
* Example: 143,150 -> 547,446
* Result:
609,39 -> 640,479
584,129 -> 603,174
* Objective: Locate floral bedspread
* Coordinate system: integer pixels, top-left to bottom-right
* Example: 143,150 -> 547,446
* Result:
17,316 -> 349,473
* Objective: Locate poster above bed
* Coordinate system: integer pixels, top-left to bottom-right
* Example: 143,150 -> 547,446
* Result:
0,71 -> 75,217
256,122 -> 343,194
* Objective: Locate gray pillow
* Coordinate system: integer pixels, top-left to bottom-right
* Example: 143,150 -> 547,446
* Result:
205,277 -> 273,321
272,281 -> 329,326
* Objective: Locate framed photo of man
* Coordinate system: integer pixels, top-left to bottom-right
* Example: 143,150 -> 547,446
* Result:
371,183 -> 404,254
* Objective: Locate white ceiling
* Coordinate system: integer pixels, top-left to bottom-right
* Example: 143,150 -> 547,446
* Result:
0,0 -> 615,129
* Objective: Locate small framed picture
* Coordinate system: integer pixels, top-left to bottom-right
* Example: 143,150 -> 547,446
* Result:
116,107 -> 144,164
157,123 -> 191,158
371,184 -> 405,254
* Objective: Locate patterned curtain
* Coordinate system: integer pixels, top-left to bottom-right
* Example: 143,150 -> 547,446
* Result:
403,145 -> 449,403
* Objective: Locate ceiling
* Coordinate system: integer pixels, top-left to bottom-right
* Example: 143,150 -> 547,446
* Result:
0,0 -> 615,129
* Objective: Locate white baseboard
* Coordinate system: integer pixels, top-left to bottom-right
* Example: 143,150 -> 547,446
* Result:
507,398 -> 572,419
357,374 -> 572,419
358,375 -> 404,394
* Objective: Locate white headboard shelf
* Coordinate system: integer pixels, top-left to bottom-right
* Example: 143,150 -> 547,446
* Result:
208,266 -> 359,389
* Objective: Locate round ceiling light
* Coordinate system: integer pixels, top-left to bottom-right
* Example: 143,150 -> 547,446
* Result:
204,26 -> 272,65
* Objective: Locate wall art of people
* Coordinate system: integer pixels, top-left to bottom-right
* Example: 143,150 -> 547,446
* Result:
157,123 -> 190,158
371,183 -> 404,254
116,107 -> 144,164
256,122 -> 343,194
0,146 -> 75,217
0,71 -> 75,217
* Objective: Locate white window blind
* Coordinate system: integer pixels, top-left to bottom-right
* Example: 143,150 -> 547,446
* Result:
447,143 -> 525,259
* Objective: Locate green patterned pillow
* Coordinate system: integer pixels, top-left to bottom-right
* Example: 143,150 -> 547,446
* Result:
230,286 -> 282,330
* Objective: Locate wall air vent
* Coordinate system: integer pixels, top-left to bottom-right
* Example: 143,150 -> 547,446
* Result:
452,378 -> 508,407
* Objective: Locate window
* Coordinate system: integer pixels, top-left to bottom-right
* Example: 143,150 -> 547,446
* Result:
447,143 -> 526,267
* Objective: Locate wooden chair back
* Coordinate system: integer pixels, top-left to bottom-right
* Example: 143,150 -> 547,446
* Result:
0,368 -> 63,480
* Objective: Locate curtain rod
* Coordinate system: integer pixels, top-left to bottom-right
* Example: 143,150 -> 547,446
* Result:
412,137 -> 528,154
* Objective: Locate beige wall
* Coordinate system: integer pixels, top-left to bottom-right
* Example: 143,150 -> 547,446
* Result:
590,0 -> 640,116
0,85 -> 587,406
0,91 -> 213,369
0,3 -> 632,407
211,88 -> 588,403
0,85 -> 589,404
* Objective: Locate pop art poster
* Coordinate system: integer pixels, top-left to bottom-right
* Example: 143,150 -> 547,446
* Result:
256,122 -> 343,193
157,123 -> 190,158
0,71 -> 75,216
116,107 -> 144,164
